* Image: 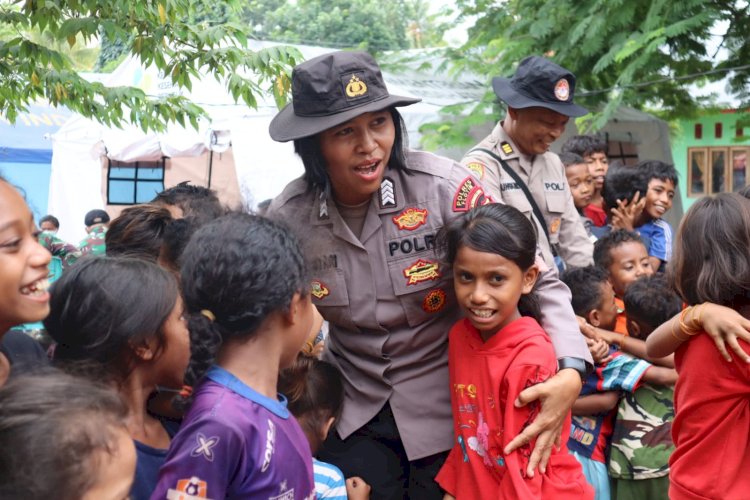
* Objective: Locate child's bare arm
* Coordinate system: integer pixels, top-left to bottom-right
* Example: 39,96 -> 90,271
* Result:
647,256 -> 662,273
594,327 -> 675,368
572,391 -> 620,415
641,365 -> 678,386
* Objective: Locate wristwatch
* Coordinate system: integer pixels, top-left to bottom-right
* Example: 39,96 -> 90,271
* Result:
557,357 -> 594,381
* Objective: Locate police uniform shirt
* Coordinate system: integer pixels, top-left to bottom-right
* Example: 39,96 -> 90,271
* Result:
462,123 -> 594,269
267,150 -> 592,461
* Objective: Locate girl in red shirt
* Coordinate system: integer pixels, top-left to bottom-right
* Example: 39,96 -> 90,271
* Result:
434,204 -> 592,499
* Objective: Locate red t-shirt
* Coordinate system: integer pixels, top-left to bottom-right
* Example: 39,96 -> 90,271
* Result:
670,333 -> 750,500
436,317 -> 593,499
584,202 -> 607,227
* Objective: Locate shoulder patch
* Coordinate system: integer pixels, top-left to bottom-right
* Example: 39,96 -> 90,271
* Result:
465,162 -> 485,179
452,176 -> 493,213
392,207 -> 428,231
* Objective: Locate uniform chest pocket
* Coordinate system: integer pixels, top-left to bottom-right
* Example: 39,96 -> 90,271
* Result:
309,268 -> 358,332
545,191 -> 567,214
387,255 -> 454,328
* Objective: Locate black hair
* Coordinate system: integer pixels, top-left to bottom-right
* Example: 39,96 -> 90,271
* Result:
39,214 -> 59,229
45,257 -> 179,380
0,371 -> 130,500
561,134 -> 608,157
436,203 -> 540,320
293,107 -> 410,194
105,204 -> 174,262
179,212 -> 308,400
602,163 -> 650,211
640,160 -> 679,189
560,266 -> 610,317
278,354 -> 344,452
624,274 -> 682,332
559,151 -> 585,168
151,181 -> 225,222
593,229 -> 645,271
669,193 -> 750,306
738,184 -> 750,199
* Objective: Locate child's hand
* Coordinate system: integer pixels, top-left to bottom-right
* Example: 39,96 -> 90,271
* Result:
587,337 -> 611,365
346,476 -> 371,500
698,303 -> 750,363
610,192 -> 646,231
443,495 -> 456,500
577,316 -> 600,341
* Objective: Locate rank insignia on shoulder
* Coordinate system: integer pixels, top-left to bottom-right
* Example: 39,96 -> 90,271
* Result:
403,259 -> 440,285
380,177 -> 396,209
392,207 -> 428,231
453,177 -> 493,213
422,288 -> 447,313
465,162 -> 485,179
310,280 -> 330,299
500,142 -> 514,155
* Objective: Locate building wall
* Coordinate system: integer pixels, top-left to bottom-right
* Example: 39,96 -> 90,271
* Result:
672,110 -> 750,211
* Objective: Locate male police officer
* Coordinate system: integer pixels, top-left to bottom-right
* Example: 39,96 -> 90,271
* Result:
462,56 -> 593,269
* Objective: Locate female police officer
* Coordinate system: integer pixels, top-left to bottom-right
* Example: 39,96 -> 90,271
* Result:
266,50 -> 591,498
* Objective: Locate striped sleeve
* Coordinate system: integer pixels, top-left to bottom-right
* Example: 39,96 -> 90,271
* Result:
598,352 -> 652,393
313,459 -> 348,500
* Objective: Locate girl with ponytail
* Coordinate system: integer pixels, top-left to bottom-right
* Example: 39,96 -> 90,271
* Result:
152,213 -> 316,500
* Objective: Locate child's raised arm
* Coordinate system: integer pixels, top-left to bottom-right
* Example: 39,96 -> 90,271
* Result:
646,303 -> 750,362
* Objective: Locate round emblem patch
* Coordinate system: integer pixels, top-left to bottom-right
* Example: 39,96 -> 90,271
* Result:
554,78 -> 570,101
423,289 -> 447,313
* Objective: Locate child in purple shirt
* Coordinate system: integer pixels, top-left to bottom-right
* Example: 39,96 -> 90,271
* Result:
151,214 -> 316,500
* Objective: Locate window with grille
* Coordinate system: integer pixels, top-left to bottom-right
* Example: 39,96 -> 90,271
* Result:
688,147 -> 748,197
106,159 -> 166,205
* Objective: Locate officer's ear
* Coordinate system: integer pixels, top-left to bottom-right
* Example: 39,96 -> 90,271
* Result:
507,106 -> 520,120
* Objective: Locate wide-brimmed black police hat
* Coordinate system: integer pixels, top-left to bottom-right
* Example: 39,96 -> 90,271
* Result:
492,56 -> 588,117
269,51 -> 421,142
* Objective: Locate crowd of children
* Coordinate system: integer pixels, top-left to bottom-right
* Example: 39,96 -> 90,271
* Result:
2,50 -> 750,500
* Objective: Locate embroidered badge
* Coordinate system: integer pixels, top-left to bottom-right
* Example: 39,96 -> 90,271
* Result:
403,259 -> 440,285
465,162 -> 485,179
452,177 -> 493,213
500,142 -> 514,155
190,433 -> 219,462
554,78 -> 570,101
167,477 -> 208,499
422,289 -> 447,313
311,280 -> 330,300
345,74 -> 368,98
549,217 -> 561,234
392,207 -> 428,231
380,177 -> 396,209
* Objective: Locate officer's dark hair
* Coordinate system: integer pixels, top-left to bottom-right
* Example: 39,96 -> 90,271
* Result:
602,163 -> 649,211
561,134 -> 608,157
640,160 -> 679,188
561,266 -> 610,318
670,193 -> 750,306
293,107 -> 410,194
46,257 -> 178,381
179,212 -> 308,406
106,204 -> 174,262
593,229 -> 645,271
436,203 -> 540,321
151,181 -> 225,221
0,372 -> 130,500
39,214 -> 59,229
278,353 -> 344,453
624,274 -> 682,334
558,151 -> 585,168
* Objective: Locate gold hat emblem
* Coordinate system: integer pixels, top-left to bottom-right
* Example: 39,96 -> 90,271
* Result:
346,75 -> 368,97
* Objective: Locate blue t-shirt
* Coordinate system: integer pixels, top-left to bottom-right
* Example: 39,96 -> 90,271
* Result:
151,366 -> 315,500
637,219 -> 673,265
131,418 -> 180,500
313,458 -> 347,499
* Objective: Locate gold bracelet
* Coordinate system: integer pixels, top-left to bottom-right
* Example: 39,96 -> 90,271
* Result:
679,306 -> 702,335
672,316 -> 690,341
683,304 -> 705,336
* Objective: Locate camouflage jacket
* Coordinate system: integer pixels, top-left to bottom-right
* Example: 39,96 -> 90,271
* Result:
78,225 -> 107,256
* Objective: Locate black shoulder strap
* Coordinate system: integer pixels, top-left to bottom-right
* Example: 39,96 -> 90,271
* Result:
470,147 -> 552,246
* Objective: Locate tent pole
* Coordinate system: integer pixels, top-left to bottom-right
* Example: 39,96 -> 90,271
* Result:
207,150 -> 214,188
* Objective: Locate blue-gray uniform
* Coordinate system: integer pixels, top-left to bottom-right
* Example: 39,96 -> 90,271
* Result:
267,150 -> 592,461
463,124 -> 594,269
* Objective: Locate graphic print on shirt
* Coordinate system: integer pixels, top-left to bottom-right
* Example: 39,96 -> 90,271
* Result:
269,479 -> 295,500
190,433 -> 219,462
166,476 -> 209,500
454,382 -> 506,476
261,419 -> 276,473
